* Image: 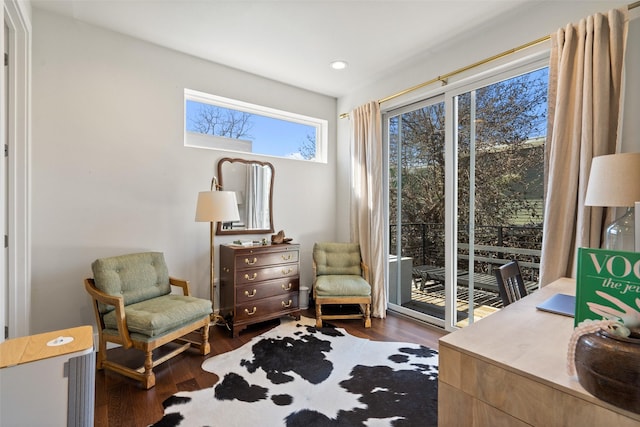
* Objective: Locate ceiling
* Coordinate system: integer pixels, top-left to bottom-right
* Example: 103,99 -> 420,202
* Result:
31,0 -> 532,98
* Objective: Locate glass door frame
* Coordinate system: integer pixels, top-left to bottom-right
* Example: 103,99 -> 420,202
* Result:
443,54 -> 549,331
384,95 -> 447,329
383,52 -> 549,332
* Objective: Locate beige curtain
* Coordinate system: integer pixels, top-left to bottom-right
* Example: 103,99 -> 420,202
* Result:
540,8 -> 627,285
350,101 -> 386,318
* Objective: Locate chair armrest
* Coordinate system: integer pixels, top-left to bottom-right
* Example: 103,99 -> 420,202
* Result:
312,261 -> 318,284
84,278 -> 133,349
361,262 -> 370,283
312,260 -> 318,297
169,277 -> 190,296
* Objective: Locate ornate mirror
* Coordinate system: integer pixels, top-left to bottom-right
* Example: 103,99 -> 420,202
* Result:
216,157 -> 275,235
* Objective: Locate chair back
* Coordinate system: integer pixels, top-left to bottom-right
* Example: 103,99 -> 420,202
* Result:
91,252 -> 171,314
495,260 -> 527,307
313,242 -> 362,276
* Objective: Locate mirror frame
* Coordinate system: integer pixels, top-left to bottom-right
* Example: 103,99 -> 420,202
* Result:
216,157 -> 275,235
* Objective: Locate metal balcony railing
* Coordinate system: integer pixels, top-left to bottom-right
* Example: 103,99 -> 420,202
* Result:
390,222 -> 542,283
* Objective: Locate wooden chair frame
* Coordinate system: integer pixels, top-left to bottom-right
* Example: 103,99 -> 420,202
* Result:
84,277 -> 211,389
312,260 -> 372,328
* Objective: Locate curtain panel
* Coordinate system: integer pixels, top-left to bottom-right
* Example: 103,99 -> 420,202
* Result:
540,8 -> 628,285
246,164 -> 269,229
350,101 -> 386,318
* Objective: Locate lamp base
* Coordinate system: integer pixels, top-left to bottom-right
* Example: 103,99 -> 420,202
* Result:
605,207 -> 635,252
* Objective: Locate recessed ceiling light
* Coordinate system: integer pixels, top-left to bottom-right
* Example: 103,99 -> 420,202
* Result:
330,60 -> 348,70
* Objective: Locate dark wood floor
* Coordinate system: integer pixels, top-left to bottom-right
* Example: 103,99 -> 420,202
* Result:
94,309 -> 447,427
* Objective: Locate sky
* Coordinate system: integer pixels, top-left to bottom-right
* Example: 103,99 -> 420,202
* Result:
249,115 -> 314,157
185,100 -> 315,158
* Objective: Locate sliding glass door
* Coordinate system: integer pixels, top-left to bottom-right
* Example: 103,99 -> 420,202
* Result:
452,67 -> 547,327
385,59 -> 548,330
387,97 -> 447,326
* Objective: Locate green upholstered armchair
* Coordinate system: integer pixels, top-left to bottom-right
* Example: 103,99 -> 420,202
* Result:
312,242 -> 372,328
84,252 -> 212,389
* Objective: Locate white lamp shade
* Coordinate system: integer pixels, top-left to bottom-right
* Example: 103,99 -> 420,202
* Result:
585,153 -> 640,207
195,191 -> 240,222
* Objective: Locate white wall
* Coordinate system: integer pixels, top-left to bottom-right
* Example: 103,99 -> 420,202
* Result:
31,9 -> 338,334
336,0 -> 640,239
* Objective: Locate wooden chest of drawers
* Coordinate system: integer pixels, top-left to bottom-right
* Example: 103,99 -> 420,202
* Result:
219,243 -> 301,337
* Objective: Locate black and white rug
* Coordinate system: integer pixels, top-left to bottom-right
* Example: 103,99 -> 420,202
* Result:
152,316 -> 438,427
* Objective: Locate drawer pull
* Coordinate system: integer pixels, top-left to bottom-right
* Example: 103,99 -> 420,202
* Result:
244,289 -> 257,297
244,257 -> 258,265
281,300 -> 293,308
281,283 -> 292,291
244,273 -> 258,281
281,268 -> 293,275
281,254 -> 292,261
244,307 -> 257,315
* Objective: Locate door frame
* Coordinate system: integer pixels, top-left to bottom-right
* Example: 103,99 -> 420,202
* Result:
2,0 -> 31,340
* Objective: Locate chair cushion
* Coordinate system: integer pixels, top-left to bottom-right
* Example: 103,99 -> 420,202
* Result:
92,252 -> 171,314
102,294 -> 212,338
313,242 -> 362,276
315,275 -> 371,297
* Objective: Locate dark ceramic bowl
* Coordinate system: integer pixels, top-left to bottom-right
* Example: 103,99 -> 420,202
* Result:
575,330 -> 640,414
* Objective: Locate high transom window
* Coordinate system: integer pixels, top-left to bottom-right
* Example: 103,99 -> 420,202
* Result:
184,89 -> 328,162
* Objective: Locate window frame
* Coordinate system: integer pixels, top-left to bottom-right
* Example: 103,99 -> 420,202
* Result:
184,88 -> 328,163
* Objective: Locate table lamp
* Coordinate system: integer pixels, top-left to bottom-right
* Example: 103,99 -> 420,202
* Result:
585,152 -> 640,252
195,177 -> 240,324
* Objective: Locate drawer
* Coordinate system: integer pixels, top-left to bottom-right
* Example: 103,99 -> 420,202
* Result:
236,278 -> 299,304
236,264 -> 299,285
235,249 -> 299,270
235,293 -> 299,322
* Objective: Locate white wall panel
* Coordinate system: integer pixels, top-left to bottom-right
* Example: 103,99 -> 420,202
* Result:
31,9 -> 337,333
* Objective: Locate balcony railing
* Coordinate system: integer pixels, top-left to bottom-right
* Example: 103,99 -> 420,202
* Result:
390,222 -> 542,283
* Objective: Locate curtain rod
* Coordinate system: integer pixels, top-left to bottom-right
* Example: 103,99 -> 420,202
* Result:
339,0 -> 639,120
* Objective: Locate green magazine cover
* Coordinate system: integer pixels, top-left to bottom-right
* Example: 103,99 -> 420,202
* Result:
575,247 -> 640,328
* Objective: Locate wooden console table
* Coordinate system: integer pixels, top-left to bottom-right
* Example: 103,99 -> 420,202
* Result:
438,277 -> 640,426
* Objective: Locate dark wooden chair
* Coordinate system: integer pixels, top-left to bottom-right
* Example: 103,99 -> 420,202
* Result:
494,260 -> 528,307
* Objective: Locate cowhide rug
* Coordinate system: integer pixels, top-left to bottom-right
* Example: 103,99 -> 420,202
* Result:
152,316 -> 438,427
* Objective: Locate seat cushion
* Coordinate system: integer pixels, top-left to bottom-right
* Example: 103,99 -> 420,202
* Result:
102,294 -> 212,338
92,252 -> 172,314
313,242 -> 362,276
315,275 -> 371,297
